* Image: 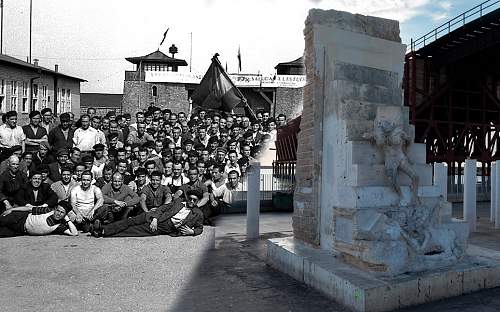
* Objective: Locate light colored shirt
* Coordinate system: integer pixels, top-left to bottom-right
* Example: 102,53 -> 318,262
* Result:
170,204 -> 191,228
73,127 -> 99,151
51,180 -> 77,202
0,124 -> 26,148
212,182 -> 244,204
70,185 -> 103,219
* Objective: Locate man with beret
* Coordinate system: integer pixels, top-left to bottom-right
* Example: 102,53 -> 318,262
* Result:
48,149 -> 70,182
48,112 -> 74,152
91,190 -> 203,238
22,110 -> 48,153
0,200 -> 77,237
0,111 -> 25,152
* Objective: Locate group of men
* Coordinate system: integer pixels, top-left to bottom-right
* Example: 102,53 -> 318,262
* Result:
0,106 -> 285,238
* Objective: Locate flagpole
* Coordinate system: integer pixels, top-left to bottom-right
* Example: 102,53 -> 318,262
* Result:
29,0 -> 32,63
189,32 -> 192,72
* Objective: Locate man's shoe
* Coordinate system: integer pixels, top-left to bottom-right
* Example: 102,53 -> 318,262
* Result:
92,219 -> 103,237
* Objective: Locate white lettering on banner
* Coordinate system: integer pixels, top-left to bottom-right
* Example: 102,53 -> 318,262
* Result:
145,71 -> 306,88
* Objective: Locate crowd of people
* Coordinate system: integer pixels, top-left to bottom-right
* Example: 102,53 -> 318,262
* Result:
0,106 -> 286,238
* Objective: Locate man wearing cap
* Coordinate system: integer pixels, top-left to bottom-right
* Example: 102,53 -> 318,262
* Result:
0,200 -> 78,237
91,190 -> 203,238
22,111 -> 48,153
14,170 -> 58,208
0,155 -> 28,213
0,111 -> 26,152
73,114 -> 100,158
48,149 -> 70,182
48,112 -> 74,152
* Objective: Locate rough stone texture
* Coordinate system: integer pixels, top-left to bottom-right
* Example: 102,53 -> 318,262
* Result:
122,81 -> 190,114
267,237 -> 500,312
275,87 -> 304,119
291,8 -> 469,277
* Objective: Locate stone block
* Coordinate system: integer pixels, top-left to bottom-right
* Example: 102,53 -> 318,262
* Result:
347,141 -> 426,165
349,164 -> 432,187
329,79 -> 403,107
339,100 -> 410,123
267,237 -> 500,312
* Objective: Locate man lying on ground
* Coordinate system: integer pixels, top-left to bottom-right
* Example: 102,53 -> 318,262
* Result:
0,201 -> 78,237
91,190 -> 203,238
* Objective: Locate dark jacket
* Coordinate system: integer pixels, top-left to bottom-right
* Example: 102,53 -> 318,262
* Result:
0,170 -> 28,202
48,126 -> 74,152
14,183 -> 58,207
147,198 -> 203,236
48,163 -> 64,182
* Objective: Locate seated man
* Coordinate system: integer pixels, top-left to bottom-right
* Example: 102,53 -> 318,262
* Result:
70,170 -> 104,232
0,200 -> 78,237
91,190 -> 203,238
94,172 -> 140,224
94,164 -> 113,188
51,165 -> 77,202
0,155 -> 28,213
178,167 -> 210,224
128,167 -> 148,195
13,170 -> 58,208
212,170 -> 244,210
139,171 -> 172,213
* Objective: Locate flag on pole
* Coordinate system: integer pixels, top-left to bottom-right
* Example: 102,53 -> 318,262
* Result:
191,53 -> 256,121
237,46 -> 242,72
160,28 -> 169,46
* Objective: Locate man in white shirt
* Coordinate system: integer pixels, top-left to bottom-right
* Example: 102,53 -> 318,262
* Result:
70,170 -> 104,232
73,115 -> 99,157
0,111 -> 26,151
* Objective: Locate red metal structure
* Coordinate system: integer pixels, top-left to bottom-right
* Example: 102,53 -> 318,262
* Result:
404,0 -> 500,179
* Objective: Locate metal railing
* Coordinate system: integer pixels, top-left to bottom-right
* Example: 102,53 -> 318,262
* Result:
447,173 -> 491,202
409,0 -> 500,52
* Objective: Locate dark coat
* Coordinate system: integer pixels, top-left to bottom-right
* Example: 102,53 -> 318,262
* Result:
48,163 -> 64,182
14,182 -> 58,207
48,126 -> 74,152
147,198 -> 204,236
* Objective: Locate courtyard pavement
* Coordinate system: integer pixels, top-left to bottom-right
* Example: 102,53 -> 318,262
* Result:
2,203 -> 500,311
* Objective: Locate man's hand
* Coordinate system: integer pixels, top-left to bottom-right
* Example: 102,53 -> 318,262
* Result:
150,218 -> 158,232
179,225 -> 194,236
4,200 -> 12,211
1,209 -> 12,217
114,200 -> 127,208
67,211 -> 76,222
75,213 -> 83,223
211,200 -> 218,207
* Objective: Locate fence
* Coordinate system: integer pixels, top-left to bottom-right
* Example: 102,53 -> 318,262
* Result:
447,171 -> 491,202
220,162 -> 296,213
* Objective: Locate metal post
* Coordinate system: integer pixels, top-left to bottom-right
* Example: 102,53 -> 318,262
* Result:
0,0 -> 3,55
434,162 -> 447,201
495,161 -> 500,228
491,162 -> 496,222
29,0 -> 32,63
464,159 -> 477,232
246,161 -> 260,239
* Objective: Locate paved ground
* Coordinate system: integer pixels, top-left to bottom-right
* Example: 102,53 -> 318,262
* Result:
3,204 -> 500,311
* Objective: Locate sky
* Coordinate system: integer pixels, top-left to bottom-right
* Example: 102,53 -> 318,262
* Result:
0,0 -> 483,94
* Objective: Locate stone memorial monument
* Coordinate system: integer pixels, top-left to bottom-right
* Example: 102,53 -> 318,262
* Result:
266,8 -> 500,312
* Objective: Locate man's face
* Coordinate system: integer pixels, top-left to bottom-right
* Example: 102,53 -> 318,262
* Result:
199,111 -> 206,119
88,109 -> 96,118
236,116 -> 242,124
229,153 -> 237,163
217,151 -> 226,161
220,133 -> 229,142
164,162 -> 173,175
139,151 -> 148,163
7,116 -> 17,128
23,154 -> 33,166
227,173 -> 239,188
169,115 -> 177,124
112,174 -> 123,190
84,161 -> 93,170
243,146 -> 251,157
212,169 -> 222,181
268,121 -> 276,131
110,122 -> 119,133
117,151 -> 126,160
71,150 -> 81,163
101,118 -> 110,130
43,111 -> 52,123
252,123 -> 260,132
133,147 -> 140,158
81,174 -> 92,189
137,123 -> 146,135
125,147 -> 132,159
95,150 -> 104,158
219,119 -> 227,129
153,110 -> 161,120
117,162 -> 127,174
146,164 -> 155,175
61,120 -> 71,130
188,170 -> 198,182
173,164 -> 182,177
150,175 -> 161,188
256,113 -> 263,122
145,115 -> 153,124
173,128 -> 181,139
39,145 -> 48,157
278,116 -> 286,126
174,149 -> 182,159
30,114 -> 41,127
263,112 -> 269,121
53,205 -> 66,221
151,121 -> 159,130
136,113 -> 145,123
61,170 -> 72,184
189,155 -> 198,164
201,151 -> 210,162
178,113 -> 186,122
163,112 -> 170,120
91,118 -> 101,129
103,170 -> 113,182
155,141 -> 163,152
242,118 -> 250,128
81,117 -> 90,130
186,195 -> 199,208
31,174 -> 42,188
117,118 -> 126,128
198,128 -> 206,139
75,166 -> 85,180
226,117 -> 233,128
109,137 -> 118,147
228,142 -> 237,151
57,154 -> 68,165
197,164 -> 206,176
137,174 -> 146,185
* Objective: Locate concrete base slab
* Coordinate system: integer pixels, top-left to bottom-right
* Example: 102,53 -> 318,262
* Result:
266,237 -> 500,312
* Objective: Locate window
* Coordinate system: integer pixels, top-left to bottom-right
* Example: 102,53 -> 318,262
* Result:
0,80 -> 5,95
152,85 -> 158,97
0,80 -> 4,113
58,88 -> 66,113
31,83 -> 38,112
10,81 -> 18,111
22,82 -> 29,112
41,86 -> 48,109
66,89 -> 71,112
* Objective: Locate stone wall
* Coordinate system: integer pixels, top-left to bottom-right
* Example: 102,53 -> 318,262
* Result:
275,87 -> 303,119
122,81 -> 190,114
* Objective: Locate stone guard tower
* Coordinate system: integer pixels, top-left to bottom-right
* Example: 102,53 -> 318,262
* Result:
267,8 -> 500,312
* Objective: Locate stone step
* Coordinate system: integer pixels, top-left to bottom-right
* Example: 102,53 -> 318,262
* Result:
347,141 -> 426,165
349,164 -> 432,187
331,185 -> 442,208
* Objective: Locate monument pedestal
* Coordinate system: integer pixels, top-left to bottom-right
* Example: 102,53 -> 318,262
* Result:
267,237 -> 500,312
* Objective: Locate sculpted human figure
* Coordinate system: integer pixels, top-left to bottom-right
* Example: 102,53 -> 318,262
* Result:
363,120 -> 419,205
